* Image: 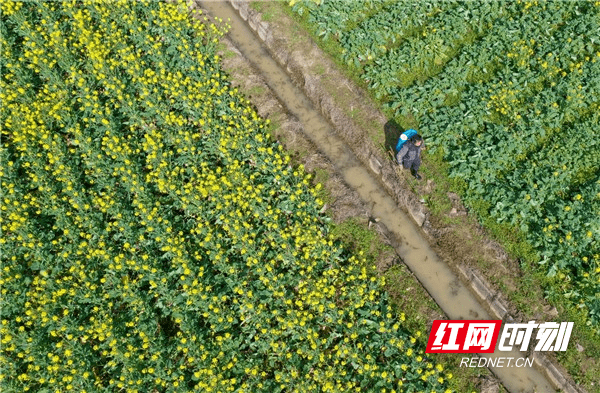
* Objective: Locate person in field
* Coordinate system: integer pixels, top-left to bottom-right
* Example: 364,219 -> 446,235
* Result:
396,133 -> 424,180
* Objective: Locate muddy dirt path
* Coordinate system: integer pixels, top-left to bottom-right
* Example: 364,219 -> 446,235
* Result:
198,1 -> 568,392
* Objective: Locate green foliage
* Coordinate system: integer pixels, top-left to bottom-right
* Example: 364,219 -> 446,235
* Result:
331,218 -> 393,267
291,0 -> 600,331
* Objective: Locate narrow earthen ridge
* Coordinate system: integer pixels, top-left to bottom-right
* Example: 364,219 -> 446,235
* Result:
226,1 -> 586,392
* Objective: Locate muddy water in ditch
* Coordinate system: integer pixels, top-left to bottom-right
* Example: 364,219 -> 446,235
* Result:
200,2 -> 557,392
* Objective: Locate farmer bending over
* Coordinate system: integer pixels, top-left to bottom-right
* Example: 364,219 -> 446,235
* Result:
396,133 -> 424,180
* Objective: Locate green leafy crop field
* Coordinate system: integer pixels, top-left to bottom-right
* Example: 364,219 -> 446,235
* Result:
291,0 -> 600,331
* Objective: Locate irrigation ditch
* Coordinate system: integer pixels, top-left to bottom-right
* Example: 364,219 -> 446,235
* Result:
191,1 -> 587,392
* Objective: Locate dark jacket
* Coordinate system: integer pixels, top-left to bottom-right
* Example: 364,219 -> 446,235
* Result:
396,141 -> 423,166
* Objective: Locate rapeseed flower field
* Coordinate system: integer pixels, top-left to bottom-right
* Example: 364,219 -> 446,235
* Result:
0,1 -> 451,392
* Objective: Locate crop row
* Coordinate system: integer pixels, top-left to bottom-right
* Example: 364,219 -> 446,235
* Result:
362,1 -> 512,98
290,0 -> 392,41
338,1 -> 454,67
386,0 -> 595,119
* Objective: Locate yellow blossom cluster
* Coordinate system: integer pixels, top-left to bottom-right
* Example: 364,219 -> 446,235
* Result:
488,19 -> 599,122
